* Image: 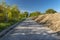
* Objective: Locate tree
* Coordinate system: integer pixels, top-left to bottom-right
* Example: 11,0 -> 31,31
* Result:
30,11 -> 41,17
0,5 -> 5,22
23,11 -> 29,18
0,0 -> 9,22
19,13 -> 25,19
6,6 -> 12,21
0,0 -> 24,22
45,9 -> 57,14
11,5 -> 20,21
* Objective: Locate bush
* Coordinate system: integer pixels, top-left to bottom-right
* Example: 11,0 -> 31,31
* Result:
0,18 -> 25,32
0,23 -> 11,31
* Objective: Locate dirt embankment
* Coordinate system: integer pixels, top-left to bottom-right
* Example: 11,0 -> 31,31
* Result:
33,13 -> 60,32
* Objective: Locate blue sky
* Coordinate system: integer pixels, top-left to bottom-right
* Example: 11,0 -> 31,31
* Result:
1,0 -> 60,13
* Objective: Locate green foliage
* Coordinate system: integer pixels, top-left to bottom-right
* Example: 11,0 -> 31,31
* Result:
11,5 -> 20,21
45,9 -> 57,14
0,23 -> 11,31
23,11 -> 29,18
19,13 -> 25,19
0,1 -> 26,32
30,11 -> 41,17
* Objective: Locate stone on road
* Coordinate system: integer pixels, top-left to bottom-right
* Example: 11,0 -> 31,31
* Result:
0,18 -> 60,40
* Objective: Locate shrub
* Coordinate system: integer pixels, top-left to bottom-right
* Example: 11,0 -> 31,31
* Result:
0,23 -> 11,32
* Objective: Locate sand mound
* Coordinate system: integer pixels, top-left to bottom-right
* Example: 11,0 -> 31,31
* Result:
34,13 -> 60,32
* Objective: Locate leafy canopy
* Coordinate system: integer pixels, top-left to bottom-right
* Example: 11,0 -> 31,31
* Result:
30,11 -> 41,17
46,9 -> 57,14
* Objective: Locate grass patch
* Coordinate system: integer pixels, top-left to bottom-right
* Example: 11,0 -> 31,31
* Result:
0,23 -> 11,32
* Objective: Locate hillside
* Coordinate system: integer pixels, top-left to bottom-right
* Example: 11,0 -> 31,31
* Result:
33,13 -> 60,32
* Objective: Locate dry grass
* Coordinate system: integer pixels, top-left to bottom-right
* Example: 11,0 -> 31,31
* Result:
33,13 -> 60,32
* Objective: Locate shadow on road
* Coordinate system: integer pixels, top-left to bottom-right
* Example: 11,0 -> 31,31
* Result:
19,22 -> 43,27
5,28 -> 59,40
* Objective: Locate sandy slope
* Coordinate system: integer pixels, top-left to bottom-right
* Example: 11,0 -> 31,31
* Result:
34,13 -> 60,32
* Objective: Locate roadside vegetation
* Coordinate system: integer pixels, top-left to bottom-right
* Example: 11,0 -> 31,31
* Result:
0,1 -> 28,32
29,11 -> 41,17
